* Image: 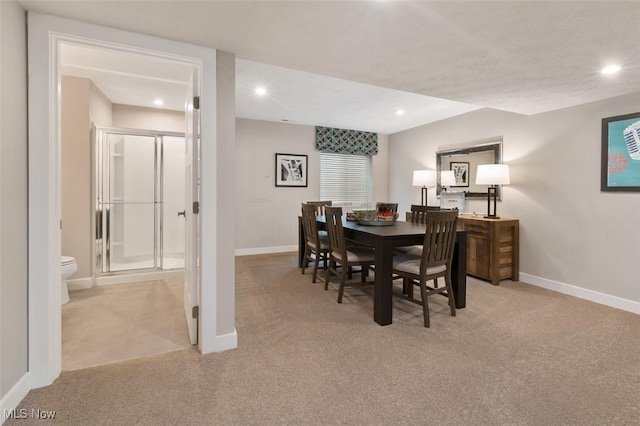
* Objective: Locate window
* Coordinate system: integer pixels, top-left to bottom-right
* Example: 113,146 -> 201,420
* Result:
320,152 -> 372,204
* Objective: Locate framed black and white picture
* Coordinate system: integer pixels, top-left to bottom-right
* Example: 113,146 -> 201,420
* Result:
450,161 -> 470,187
275,153 -> 308,187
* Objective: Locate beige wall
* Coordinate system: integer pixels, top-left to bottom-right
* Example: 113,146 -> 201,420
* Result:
112,104 -> 185,132
389,94 -> 640,305
61,76 -> 93,278
0,0 -> 28,399
235,118 -> 389,251
89,81 -> 113,126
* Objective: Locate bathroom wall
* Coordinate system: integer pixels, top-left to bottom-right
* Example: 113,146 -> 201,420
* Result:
235,118 -> 389,252
61,76 -> 113,281
0,0 -> 28,407
61,76 -> 92,279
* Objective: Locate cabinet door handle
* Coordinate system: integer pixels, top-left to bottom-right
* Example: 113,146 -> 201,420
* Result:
178,210 -> 186,218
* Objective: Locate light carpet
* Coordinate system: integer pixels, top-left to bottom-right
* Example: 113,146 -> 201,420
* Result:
8,252 -> 640,425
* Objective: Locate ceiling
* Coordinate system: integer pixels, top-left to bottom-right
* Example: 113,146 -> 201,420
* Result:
29,0 -> 640,134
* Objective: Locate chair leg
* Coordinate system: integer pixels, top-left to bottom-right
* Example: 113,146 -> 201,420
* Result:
445,274 -> 456,317
360,264 -> 367,283
301,247 -> 310,275
420,279 -> 430,328
408,279 -> 415,299
311,251 -> 320,283
338,265 -> 348,303
325,259 -> 334,291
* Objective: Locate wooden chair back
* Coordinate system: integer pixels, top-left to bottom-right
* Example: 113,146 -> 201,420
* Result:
420,210 -> 459,274
409,204 -> 441,224
306,200 -> 333,216
324,206 -> 346,261
301,203 -> 321,247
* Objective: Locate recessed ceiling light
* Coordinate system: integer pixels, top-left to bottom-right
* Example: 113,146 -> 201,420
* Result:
395,109 -> 405,116
153,99 -> 164,106
255,86 -> 267,96
601,65 -> 622,75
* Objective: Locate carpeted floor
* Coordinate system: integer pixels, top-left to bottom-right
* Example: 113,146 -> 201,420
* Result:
8,252 -> 640,425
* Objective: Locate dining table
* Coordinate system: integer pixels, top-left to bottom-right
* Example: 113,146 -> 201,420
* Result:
298,216 -> 467,326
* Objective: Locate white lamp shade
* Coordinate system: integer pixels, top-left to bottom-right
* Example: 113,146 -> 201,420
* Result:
412,170 -> 437,187
440,170 -> 456,187
475,164 -> 510,185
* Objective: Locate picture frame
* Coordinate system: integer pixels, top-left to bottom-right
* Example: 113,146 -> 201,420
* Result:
602,112 -> 640,192
450,161 -> 470,187
275,153 -> 308,187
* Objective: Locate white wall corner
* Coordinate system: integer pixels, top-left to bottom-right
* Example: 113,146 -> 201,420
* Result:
200,328 -> 237,355
520,273 -> 640,315
235,245 -> 297,256
0,373 -> 30,425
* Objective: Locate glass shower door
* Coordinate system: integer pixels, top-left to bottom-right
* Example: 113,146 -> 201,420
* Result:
101,133 -> 158,272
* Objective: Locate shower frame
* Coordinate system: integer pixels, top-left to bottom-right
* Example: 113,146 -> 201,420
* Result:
93,125 -> 185,276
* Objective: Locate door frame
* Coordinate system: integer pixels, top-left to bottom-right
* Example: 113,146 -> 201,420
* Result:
27,12 -> 236,389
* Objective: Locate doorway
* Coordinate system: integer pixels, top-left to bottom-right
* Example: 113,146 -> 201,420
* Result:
58,42 -> 196,370
27,12 -> 232,388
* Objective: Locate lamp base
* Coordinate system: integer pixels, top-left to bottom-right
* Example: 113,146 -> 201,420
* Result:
486,186 -> 499,218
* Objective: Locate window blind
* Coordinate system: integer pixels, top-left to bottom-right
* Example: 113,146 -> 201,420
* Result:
320,152 -> 372,204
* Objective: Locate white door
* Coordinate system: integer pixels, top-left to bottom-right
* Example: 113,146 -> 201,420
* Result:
184,69 -> 200,345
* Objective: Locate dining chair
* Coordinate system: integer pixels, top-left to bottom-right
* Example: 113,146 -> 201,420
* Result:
324,206 -> 376,303
301,203 -> 331,283
306,200 -> 333,216
396,205 -> 444,257
408,204 -> 441,224
392,210 -> 458,327
306,200 -> 332,241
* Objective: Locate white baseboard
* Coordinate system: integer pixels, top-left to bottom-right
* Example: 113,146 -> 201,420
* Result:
1,373 -> 30,425
200,328 -> 238,354
520,273 -> 640,315
67,277 -> 95,290
235,245 -> 297,256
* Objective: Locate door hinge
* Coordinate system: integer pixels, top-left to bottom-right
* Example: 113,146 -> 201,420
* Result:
193,96 -> 200,110
193,201 -> 200,214
192,305 -> 199,319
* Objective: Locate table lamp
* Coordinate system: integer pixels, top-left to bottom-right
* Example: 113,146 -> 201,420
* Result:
475,164 -> 510,218
440,170 -> 456,191
412,170 -> 437,206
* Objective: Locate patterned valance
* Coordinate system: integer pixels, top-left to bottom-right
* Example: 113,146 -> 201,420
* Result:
315,126 -> 378,156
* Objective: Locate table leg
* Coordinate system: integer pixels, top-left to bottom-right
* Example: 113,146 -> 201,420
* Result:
373,241 -> 393,326
451,231 -> 467,309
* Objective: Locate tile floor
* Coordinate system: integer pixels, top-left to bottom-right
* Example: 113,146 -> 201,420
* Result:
62,277 -> 192,371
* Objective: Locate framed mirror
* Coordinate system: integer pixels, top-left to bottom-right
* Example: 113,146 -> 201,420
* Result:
436,138 -> 503,199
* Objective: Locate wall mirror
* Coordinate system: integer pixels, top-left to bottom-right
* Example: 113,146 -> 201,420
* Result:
436,138 -> 503,199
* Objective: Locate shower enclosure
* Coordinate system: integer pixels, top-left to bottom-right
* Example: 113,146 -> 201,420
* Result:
95,126 -> 186,275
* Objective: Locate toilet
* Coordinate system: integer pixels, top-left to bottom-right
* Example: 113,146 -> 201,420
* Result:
61,256 -> 77,304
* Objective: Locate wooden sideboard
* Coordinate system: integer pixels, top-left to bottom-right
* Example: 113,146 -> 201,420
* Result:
457,215 -> 519,285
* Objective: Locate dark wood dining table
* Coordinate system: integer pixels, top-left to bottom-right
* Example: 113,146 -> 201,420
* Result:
298,216 -> 467,326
